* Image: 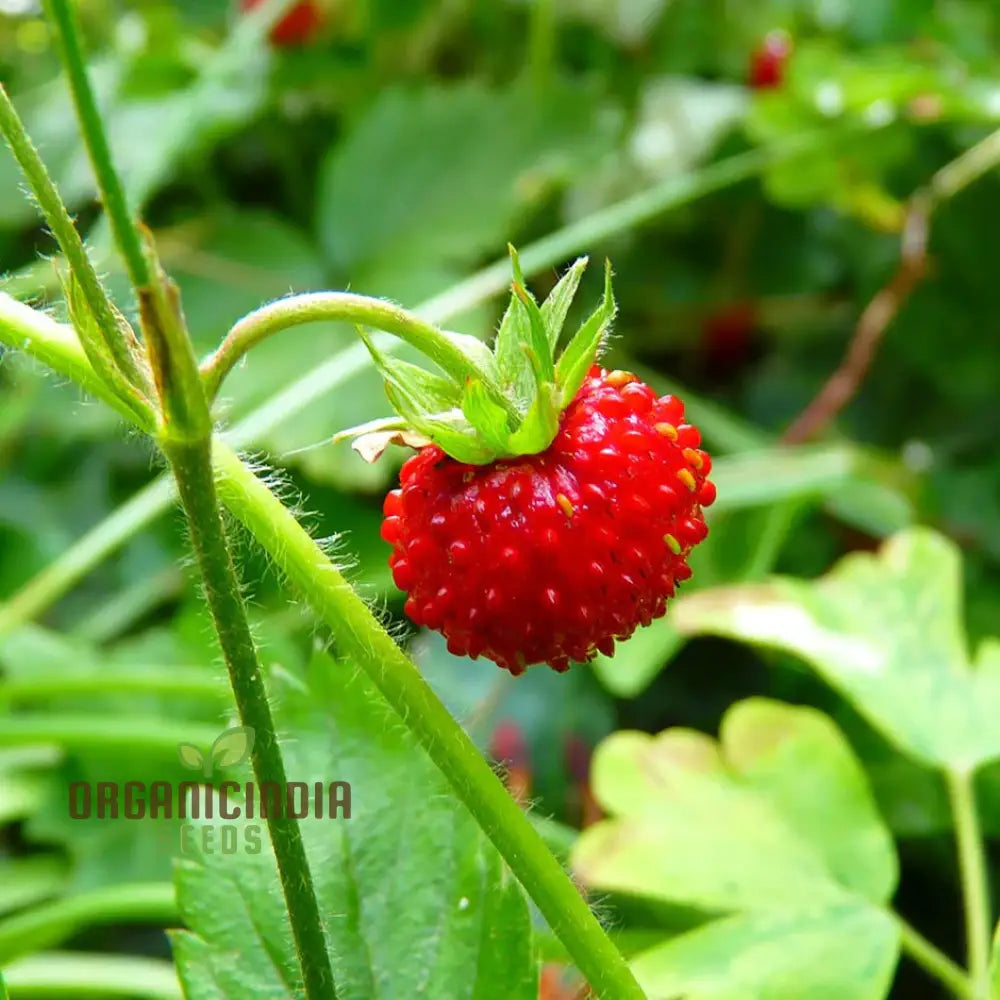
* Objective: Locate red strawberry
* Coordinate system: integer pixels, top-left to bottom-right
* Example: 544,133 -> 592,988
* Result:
240,0 -> 323,46
342,252 -> 715,675
749,30 -> 792,90
381,366 -> 713,675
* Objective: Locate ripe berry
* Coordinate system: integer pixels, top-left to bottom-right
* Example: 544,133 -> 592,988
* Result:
749,30 -> 792,90
381,366 -> 715,675
240,0 -> 323,46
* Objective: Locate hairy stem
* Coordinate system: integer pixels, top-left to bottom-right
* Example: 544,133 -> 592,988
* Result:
201,291 -> 504,407
895,914 -> 974,1000
0,89 -> 150,408
212,440 -> 647,1000
0,292 -> 149,429
162,435 -> 338,1000
43,0 -> 151,292
947,768 -> 993,998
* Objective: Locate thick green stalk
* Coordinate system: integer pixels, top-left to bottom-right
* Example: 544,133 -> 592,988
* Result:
212,441 -> 647,1000
162,435 -> 338,1000
947,768 -> 993,999
140,248 -> 337,998
43,0 -> 150,292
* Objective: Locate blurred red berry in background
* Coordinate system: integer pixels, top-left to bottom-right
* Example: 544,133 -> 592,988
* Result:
240,0 -> 324,47
749,30 -> 792,89
700,300 -> 758,375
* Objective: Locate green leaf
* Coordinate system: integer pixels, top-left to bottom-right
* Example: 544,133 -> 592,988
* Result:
672,528 -> 1000,769
316,81 -> 616,275
172,653 -> 537,999
631,905 -> 898,1000
572,698 -> 899,1000
554,261 -> 616,407
723,701 -> 898,901
461,379 -> 512,454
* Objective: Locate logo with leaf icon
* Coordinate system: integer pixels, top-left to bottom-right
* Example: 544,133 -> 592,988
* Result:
178,726 -> 255,778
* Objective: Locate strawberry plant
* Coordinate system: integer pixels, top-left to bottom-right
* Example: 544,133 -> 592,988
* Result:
3,2 -> 1000,1000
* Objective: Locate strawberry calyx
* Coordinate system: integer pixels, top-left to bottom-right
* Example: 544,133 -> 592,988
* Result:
338,248 -> 616,465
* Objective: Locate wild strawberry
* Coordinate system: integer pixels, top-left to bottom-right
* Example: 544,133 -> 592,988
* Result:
340,251 -> 715,675
240,0 -> 323,47
749,30 -> 792,90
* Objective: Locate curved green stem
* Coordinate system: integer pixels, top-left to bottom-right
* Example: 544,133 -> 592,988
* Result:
0,883 -> 177,965
895,914 -> 974,1000
200,291 -> 499,404
947,768 -> 993,999
0,292 -> 150,429
43,0 -> 151,293
212,441 -> 646,1000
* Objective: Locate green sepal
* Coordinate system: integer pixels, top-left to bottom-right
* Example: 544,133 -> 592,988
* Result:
507,381 -> 561,455
494,247 -> 542,412
331,413 -> 414,445
461,378 -> 514,453
540,255 -> 588,351
358,328 -> 463,412
554,259 -> 616,408
513,283 -> 555,384
387,382 -> 496,464
337,248 -> 617,466
440,328 -> 502,385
